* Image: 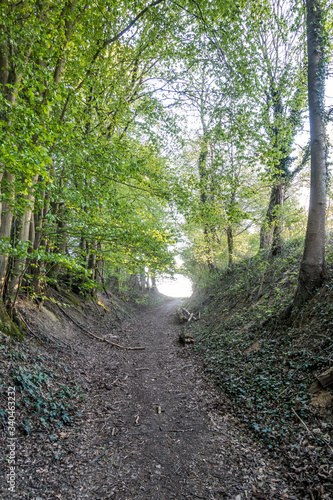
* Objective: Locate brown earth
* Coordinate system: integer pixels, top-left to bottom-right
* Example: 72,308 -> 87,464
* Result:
1,296 -> 302,499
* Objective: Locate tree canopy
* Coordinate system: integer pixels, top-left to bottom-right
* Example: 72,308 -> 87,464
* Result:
0,0 -> 332,322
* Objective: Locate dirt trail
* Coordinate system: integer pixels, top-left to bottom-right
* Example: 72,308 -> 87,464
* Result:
3,298 -> 298,499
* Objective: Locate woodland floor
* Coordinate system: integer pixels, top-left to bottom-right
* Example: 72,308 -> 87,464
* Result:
0,295 -> 307,499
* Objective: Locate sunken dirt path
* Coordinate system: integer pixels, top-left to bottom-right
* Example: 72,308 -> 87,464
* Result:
6,298 -> 299,499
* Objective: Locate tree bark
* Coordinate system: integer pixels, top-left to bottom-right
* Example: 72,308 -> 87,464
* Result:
50,217 -> 67,282
0,170 -> 15,297
7,175 -> 39,306
227,225 -> 233,266
271,181 -> 285,256
198,137 -> 216,271
259,180 -> 285,253
140,272 -> 146,291
0,169 -> 3,219
294,0 -> 327,306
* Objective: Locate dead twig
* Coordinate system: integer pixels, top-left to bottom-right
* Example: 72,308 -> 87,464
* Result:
292,408 -> 312,435
292,409 -> 333,453
90,453 -> 106,464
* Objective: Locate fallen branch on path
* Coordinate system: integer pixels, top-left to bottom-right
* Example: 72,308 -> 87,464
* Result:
58,306 -> 145,351
292,408 -> 311,434
292,408 -> 333,454
177,307 -> 200,324
90,452 -> 106,464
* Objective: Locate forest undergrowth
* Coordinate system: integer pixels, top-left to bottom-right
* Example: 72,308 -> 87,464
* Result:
184,238 -> 333,497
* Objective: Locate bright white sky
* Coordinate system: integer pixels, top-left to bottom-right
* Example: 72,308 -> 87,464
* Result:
157,273 -> 193,297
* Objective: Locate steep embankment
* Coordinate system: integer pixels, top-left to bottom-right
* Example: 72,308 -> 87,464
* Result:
183,240 -> 333,499
1,289 -> 301,499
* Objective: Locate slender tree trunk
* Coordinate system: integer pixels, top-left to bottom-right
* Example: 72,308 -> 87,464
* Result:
0,169 -> 3,219
49,218 -> 67,283
79,236 -> 89,269
0,40 -> 20,298
198,137 -> 216,271
271,181 -> 285,256
87,240 -> 97,282
227,225 -> 234,266
33,186 -> 50,251
294,0 -> 327,306
259,180 -> 285,253
7,175 -> 38,306
226,187 -> 236,266
109,274 -> 120,292
260,186 -> 276,251
87,241 -> 97,296
27,187 -> 51,293
0,171 -> 15,297
87,242 -> 97,276
0,30 -> 34,307
129,274 -> 140,294
95,242 -> 104,285
140,272 -> 145,291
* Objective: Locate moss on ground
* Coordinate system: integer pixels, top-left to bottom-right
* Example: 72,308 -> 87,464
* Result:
0,302 -> 24,341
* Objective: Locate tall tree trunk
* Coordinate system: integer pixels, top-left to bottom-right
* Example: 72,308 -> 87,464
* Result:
259,185 -> 276,251
140,272 -> 146,291
87,241 -> 97,280
79,236 -> 89,269
33,186 -> 50,251
109,274 -> 120,292
227,225 -> 233,266
0,170 -> 15,297
271,181 -> 285,256
50,217 -> 67,281
198,137 -> 216,271
28,187 -> 51,294
151,274 -> 157,289
7,176 -> 38,306
0,38 -> 20,298
95,242 -> 106,291
226,187 -> 236,266
294,0 -> 327,306
259,180 -> 285,253
0,169 -> 3,219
